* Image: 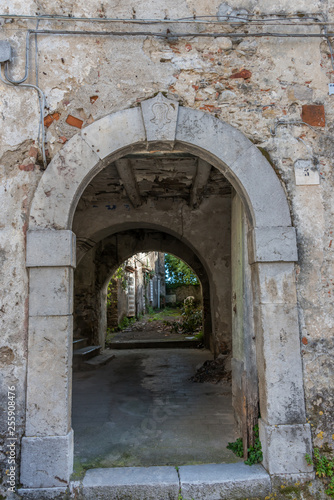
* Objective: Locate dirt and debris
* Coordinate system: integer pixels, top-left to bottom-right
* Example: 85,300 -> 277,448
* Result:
191,355 -> 232,384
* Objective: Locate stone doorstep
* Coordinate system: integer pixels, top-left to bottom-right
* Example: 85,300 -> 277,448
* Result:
79,463 -> 271,500
108,339 -> 202,349
18,464 -> 272,499
179,463 -> 271,499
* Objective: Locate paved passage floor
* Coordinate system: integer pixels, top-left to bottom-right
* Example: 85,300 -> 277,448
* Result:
72,349 -> 242,473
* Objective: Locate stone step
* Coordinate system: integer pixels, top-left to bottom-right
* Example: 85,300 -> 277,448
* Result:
179,463 -> 271,499
80,466 -> 179,500
73,337 -> 88,349
108,339 -> 202,349
83,351 -> 116,370
76,463 -> 271,499
73,345 -> 101,370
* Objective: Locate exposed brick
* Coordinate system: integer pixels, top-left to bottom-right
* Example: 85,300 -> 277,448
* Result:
18,163 -> 35,171
66,115 -> 84,129
44,112 -> 61,128
57,136 -> 68,144
28,146 -> 38,159
200,104 -> 220,112
44,115 -> 54,128
230,69 -> 252,80
90,95 -> 99,104
302,337 -> 308,345
301,104 -> 325,127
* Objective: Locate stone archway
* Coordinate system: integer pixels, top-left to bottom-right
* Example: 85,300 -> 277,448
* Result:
22,94 -> 312,490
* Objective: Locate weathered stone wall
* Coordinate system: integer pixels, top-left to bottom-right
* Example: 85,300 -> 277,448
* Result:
1,0 -> 334,496
167,284 -> 202,304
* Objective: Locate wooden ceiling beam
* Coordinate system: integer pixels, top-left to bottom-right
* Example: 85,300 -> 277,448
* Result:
189,158 -> 212,209
115,158 -> 142,208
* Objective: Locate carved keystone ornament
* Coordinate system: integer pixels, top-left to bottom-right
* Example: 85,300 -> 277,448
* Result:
141,92 -> 179,143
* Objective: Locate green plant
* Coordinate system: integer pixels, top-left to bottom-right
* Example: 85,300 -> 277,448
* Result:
227,437 -> 244,458
245,425 -> 263,465
179,298 -> 203,333
227,425 -> 263,465
165,253 -> 199,286
194,330 -> 204,341
306,447 -> 334,497
147,305 -> 154,315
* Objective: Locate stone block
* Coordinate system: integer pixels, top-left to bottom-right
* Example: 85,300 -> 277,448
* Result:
248,227 -> 298,264
20,430 -> 73,488
259,420 -> 313,475
179,463 -> 271,500
26,230 -> 76,268
253,262 -> 297,304
29,134 -> 100,230
26,315 -> 72,436
17,487 -> 68,500
176,109 -> 291,228
29,267 -> 73,316
301,104 -> 325,127
294,159 -> 320,185
81,107 -> 146,160
82,466 -> 179,499
229,146 -> 292,229
141,93 -> 179,143
254,303 -> 306,424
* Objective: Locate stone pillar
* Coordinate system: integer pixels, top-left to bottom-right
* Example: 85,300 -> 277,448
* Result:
249,228 -> 313,479
21,230 -> 75,488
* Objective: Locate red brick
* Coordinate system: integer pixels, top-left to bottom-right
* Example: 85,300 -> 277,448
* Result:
28,146 -> 38,159
44,114 -> 54,128
66,115 -> 84,129
302,337 -> 308,345
57,136 -> 68,144
230,69 -> 252,80
44,112 -> 61,128
90,95 -> 99,104
301,105 -> 325,127
200,105 -> 220,113
19,163 -> 35,171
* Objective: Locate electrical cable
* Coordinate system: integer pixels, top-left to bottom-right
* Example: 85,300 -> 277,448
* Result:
3,30 -> 30,84
16,28 -> 334,38
0,65 -> 47,167
34,19 -> 44,157
0,12 -> 331,25
270,120 -> 317,136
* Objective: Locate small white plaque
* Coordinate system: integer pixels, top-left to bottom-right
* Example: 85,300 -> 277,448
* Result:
329,83 -> 334,95
294,160 -> 319,185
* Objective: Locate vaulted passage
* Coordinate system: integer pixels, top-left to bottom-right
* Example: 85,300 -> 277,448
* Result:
71,150 -> 238,469
72,151 -> 232,355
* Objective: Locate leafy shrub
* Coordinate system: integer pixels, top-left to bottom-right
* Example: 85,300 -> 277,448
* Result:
306,447 -> 334,497
227,437 -> 244,458
227,425 -> 263,465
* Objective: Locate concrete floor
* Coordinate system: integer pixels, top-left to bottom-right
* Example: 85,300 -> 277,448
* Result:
72,348 -> 242,473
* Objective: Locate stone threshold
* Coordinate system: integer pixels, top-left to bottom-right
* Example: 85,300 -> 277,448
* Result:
19,463 -> 272,499
108,338 -> 202,349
